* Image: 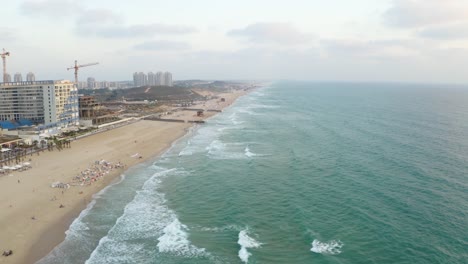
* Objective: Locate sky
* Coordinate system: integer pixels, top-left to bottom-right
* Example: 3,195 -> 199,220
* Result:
2,0 -> 468,83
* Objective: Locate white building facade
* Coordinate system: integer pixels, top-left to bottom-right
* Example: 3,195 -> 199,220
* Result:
0,80 -> 79,128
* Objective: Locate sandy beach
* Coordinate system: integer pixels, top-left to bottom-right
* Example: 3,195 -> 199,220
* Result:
0,89 -> 248,264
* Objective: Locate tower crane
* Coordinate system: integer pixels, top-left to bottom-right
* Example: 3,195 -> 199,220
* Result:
67,60 -> 99,84
1,48 -> 10,82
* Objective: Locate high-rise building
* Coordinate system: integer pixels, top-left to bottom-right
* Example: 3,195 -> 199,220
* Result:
99,81 -> 110,89
87,77 -> 96,89
148,72 -> 156,86
0,80 -> 79,127
156,71 -> 164,86
164,72 -> 173,86
26,72 -> 35,82
133,72 -> 147,87
77,81 -> 87,89
3,73 -> 11,83
14,73 -> 23,82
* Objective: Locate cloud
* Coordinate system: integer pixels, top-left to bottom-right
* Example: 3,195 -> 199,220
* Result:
418,23 -> 468,40
0,28 -> 17,41
134,41 -> 190,51
117,24 -> 196,36
383,0 -> 468,28
74,8 -> 197,39
77,8 -> 122,25
77,23 -> 196,38
20,2 -> 196,39
227,22 -> 313,45
20,0 -> 82,17
321,38 -> 422,59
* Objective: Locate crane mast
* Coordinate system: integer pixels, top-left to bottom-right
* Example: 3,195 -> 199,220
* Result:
1,48 -> 10,83
67,60 -> 99,84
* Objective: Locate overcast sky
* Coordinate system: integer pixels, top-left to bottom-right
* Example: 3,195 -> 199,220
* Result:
2,0 -> 468,83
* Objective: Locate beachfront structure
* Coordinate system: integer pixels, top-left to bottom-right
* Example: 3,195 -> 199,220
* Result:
0,80 -> 79,129
78,95 -> 100,119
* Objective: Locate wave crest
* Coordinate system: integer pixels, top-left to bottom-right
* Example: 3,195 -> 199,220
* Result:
238,229 -> 261,263
310,239 -> 343,255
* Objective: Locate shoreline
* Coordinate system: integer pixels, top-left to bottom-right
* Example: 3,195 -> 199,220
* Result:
0,88 -> 250,264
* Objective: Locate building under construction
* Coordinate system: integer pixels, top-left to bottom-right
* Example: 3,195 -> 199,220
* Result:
79,96 -> 100,119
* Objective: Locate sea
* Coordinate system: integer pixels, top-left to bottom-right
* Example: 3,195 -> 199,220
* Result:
38,81 -> 468,264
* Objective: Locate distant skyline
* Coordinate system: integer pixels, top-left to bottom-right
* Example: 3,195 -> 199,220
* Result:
2,0 -> 468,83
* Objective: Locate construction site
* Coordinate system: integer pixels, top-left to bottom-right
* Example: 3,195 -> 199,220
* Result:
0,47 -> 253,150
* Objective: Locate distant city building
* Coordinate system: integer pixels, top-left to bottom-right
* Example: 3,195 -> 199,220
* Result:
26,72 -> 35,82
14,73 -> 23,82
133,72 -> 147,87
0,80 -> 79,128
148,72 -> 156,85
87,77 -> 96,89
156,71 -> 164,86
77,81 -> 87,89
164,72 -> 173,86
4,73 -> 11,83
99,81 -> 110,89
132,71 -> 173,87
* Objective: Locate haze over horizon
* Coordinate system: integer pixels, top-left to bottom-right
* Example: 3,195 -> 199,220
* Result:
2,0 -> 468,84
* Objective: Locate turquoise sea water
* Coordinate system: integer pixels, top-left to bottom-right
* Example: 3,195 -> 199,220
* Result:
38,82 -> 468,264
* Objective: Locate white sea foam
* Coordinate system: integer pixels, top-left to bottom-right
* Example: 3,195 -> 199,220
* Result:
206,139 -> 226,154
228,112 -> 244,125
157,218 -> 206,257
310,239 -> 344,255
248,103 -> 280,109
205,139 -> 256,160
85,168 -> 207,263
199,224 -> 242,232
65,173 -> 127,237
238,229 -> 262,263
238,107 -> 264,116
245,146 -> 256,158
178,149 -> 193,156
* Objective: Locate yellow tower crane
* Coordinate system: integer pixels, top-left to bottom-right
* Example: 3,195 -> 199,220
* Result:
67,60 -> 99,84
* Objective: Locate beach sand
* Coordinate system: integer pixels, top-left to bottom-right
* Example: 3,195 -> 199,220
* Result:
0,89 -> 247,264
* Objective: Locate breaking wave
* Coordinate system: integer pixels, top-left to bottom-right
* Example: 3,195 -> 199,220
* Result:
157,218 -> 206,257
238,229 -> 262,263
85,168 -> 207,263
310,239 -> 343,255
